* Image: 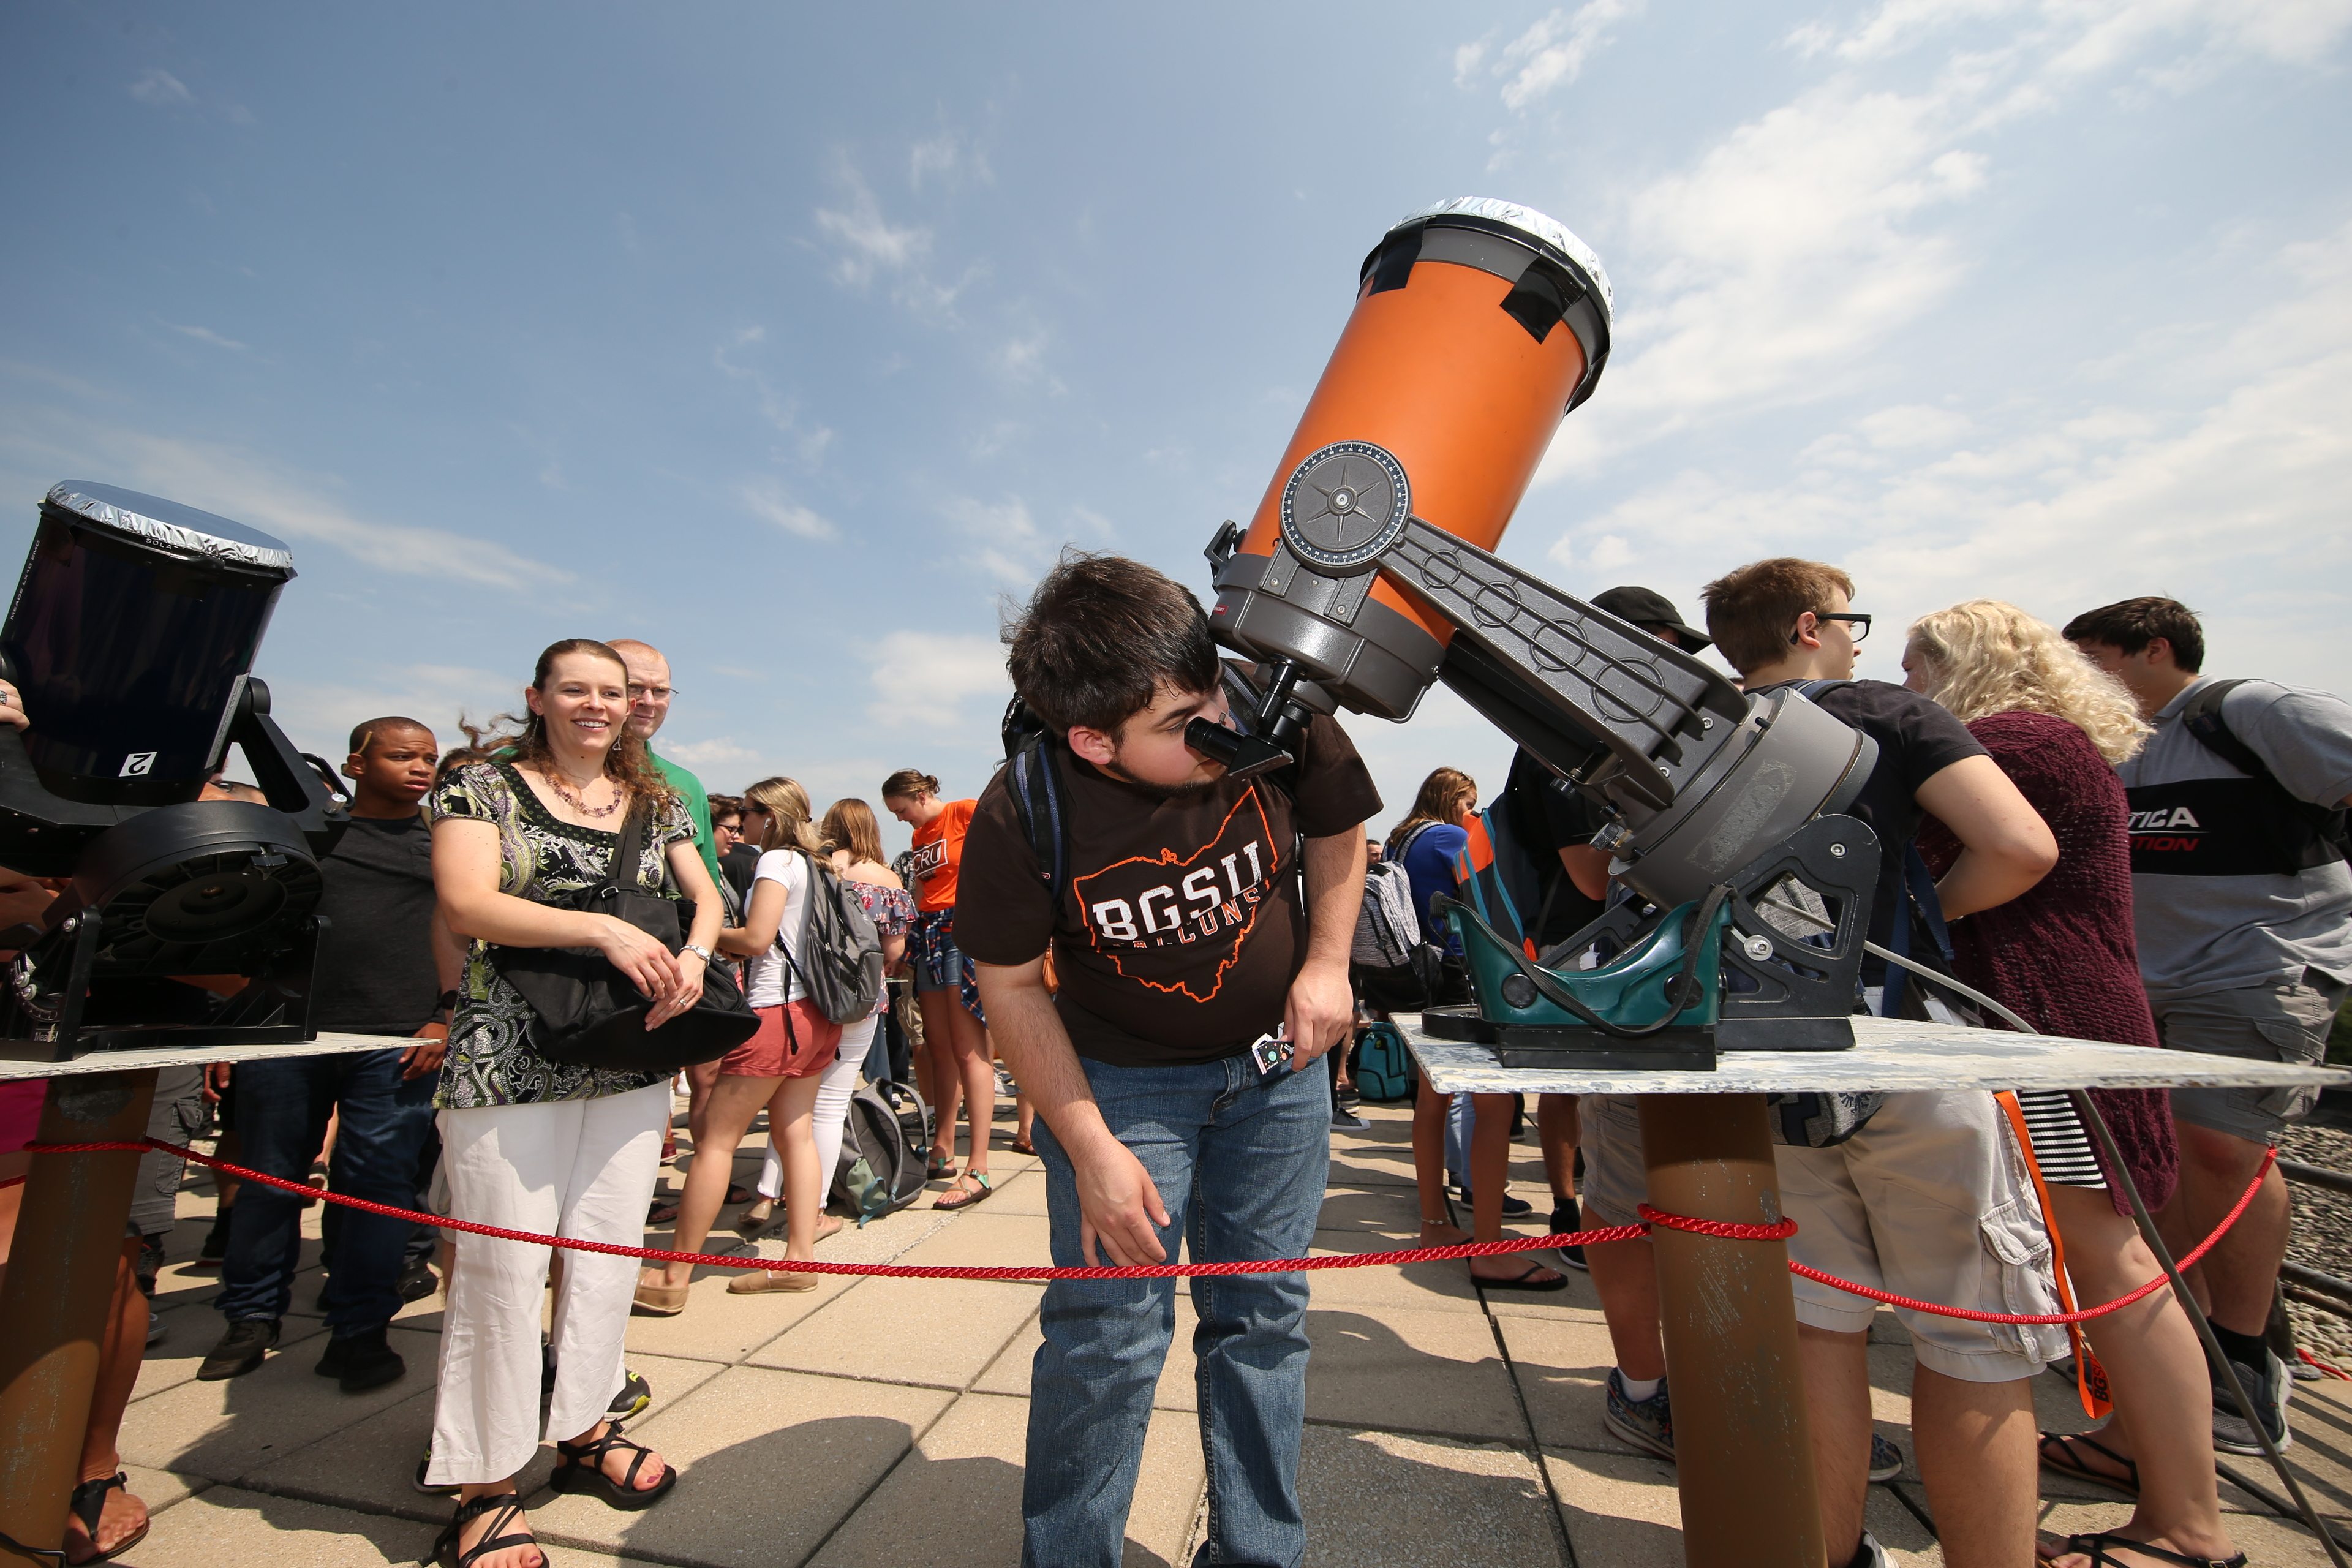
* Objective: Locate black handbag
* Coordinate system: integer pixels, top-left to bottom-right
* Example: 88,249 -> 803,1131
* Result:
489,799 -> 759,1072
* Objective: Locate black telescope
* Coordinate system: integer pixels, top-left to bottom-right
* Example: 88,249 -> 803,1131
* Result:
0,482 -> 345,1061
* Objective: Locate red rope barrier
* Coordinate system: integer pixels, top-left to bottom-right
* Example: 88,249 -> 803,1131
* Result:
9,1136 -> 2272,1320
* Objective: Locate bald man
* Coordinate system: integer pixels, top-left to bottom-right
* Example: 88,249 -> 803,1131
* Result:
605,639 -> 723,892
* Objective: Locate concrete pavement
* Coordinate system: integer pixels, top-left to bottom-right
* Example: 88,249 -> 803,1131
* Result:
109,1093 -> 2352,1566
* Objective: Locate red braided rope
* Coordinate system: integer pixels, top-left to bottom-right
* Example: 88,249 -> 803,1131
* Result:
6,1137 -> 2272,1319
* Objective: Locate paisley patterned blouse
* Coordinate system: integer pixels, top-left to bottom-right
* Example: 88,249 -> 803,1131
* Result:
426,761 -> 695,1110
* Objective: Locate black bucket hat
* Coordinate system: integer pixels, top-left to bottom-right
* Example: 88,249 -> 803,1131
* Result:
1591,586 -> 1711,654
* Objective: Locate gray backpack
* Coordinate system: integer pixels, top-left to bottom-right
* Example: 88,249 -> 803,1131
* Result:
777,852 -> 886,1025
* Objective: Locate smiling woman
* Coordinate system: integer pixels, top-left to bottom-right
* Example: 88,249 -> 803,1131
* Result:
419,638 -> 725,1565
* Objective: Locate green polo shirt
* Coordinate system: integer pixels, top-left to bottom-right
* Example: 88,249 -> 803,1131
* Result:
649,747 -> 722,891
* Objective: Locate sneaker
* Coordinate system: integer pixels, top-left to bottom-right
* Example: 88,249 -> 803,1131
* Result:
135,1233 -> 165,1296
1844,1532 -> 1892,1568
413,1443 -> 459,1497
397,1257 -> 438,1303
1868,1431 -> 1904,1483
609,1369 -> 652,1420
1456,1184 -> 1534,1217
192,1209 -> 233,1270
145,1309 -> 166,1348
1330,1107 -> 1370,1131
196,1317 -> 281,1381
1335,1082 -> 1362,1107
994,1063 -> 1019,1096
2212,1350 -> 2291,1455
315,1325 -> 405,1393
1601,1368 -> 1673,1461
1550,1200 -> 1588,1271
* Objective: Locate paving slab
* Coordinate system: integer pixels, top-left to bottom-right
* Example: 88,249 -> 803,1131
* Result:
1298,1229 -> 1485,1314
1545,1447 -> 1940,1565
619,1259 -> 861,1363
750,1275 -> 1042,1389
2040,1496 -> 2337,1565
974,1298 -> 1198,1411
241,1351 -> 727,1526
980,1167 -> 1053,1215
889,1207 -> 1054,1269
1490,1309 -> 1621,1453
133,1306 -> 332,1400
530,1364 -> 954,1567
121,1324 -> 442,1483
1300,1427 -> 1562,1567
1303,1305 -> 1523,1442
124,1484 -> 440,1566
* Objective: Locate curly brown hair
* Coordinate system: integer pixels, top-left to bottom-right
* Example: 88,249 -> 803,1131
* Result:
462,639 -> 677,809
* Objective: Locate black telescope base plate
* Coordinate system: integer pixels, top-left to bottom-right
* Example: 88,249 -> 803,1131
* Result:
1420,1005 -> 1718,1072
1716,1014 -> 1856,1052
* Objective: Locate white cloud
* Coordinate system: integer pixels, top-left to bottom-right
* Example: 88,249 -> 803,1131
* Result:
739,480 -> 837,541
1541,221 -> 2352,693
864,631 -> 1010,730
129,69 -> 193,108
166,322 -> 248,353
910,126 -> 991,190
815,166 -> 932,287
1498,1 -> 1641,108
261,662 -> 512,756
659,736 -> 763,770
1453,39 -> 1491,87
1531,1 -> 2345,481
712,326 -> 834,464
0,418 -> 563,589
943,493 -> 1049,583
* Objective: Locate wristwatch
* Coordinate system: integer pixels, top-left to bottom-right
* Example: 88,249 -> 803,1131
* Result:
681,943 -> 714,963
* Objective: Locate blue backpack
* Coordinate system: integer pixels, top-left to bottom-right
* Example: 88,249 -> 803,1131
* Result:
1353,1020 -> 1415,1103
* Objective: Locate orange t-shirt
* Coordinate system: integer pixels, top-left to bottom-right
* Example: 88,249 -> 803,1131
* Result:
909,799 -> 978,914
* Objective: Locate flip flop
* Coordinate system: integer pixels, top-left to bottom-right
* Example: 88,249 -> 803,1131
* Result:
933,1171 -> 993,1211
2046,1532 -> 2245,1567
2036,1430 -> 2139,1498
1472,1261 -> 1567,1293
1009,1137 -> 1036,1156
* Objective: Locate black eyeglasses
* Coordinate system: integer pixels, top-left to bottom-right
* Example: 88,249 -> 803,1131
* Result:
1793,611 -> 1871,644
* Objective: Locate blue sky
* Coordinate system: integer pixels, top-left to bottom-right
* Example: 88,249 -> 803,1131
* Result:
4,2 -> 2346,850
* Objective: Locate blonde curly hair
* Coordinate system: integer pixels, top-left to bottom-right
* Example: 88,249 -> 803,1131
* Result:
1905,600 -> 2150,765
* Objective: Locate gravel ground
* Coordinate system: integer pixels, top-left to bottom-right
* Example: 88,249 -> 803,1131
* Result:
2280,1120 -> 2352,1365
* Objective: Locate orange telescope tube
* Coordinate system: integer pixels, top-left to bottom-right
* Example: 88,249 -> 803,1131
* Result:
1208,197 -> 1612,722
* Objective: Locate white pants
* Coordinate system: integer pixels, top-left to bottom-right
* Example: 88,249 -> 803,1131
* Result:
427,1082 -> 669,1487
758,1014 -> 874,1202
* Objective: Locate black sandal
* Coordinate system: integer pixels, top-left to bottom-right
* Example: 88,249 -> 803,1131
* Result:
1472,1261 -> 1568,1293
432,1491 -> 540,1568
551,1419 -> 676,1510
2037,1430 -> 2140,1498
2058,1532 -> 2245,1568
65,1472 -> 148,1565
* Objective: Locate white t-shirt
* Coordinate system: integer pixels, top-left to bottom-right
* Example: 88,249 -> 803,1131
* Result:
744,849 -> 812,1008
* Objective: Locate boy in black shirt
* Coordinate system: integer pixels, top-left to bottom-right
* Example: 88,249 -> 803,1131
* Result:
959,554 -> 1378,1568
1703,560 -> 2062,1568
199,718 -> 460,1392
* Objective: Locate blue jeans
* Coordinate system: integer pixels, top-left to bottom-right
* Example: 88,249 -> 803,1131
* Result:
218,1046 -> 437,1336
1023,1050 -> 1330,1568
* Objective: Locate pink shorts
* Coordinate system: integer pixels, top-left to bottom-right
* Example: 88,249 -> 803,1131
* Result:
725,1000 -> 842,1080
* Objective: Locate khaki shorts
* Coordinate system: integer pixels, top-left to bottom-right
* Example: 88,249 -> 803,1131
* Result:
1575,1093 -> 1648,1228
1776,1090 -> 2067,1382
2160,970 -> 2348,1145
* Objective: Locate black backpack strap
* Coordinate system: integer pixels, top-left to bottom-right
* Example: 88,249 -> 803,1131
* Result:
2179,679 -> 2269,779
1005,733 -> 1071,910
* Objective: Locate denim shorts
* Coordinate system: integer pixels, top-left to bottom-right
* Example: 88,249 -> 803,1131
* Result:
2162,968 -> 2348,1143
911,912 -> 963,995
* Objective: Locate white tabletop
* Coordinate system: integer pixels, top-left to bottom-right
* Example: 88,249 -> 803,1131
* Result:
0,1031 -> 416,1080
1401,1013 -> 2352,1097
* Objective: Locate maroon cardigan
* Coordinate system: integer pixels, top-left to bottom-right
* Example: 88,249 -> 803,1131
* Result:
1918,709 -> 2177,1215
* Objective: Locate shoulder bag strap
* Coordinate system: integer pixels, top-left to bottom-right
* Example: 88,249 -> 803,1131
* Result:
609,799 -> 652,895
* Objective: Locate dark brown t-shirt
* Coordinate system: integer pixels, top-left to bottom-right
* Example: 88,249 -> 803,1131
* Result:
955,714 -> 1382,1066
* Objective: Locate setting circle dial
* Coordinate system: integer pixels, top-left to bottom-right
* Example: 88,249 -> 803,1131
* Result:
1277,440 -> 1411,574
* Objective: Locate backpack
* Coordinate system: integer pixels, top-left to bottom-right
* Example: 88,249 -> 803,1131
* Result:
2178,678 -> 2351,868
1352,859 -> 1421,968
778,851 -> 886,1025
831,1080 -> 933,1223
1352,1020 -> 1415,1103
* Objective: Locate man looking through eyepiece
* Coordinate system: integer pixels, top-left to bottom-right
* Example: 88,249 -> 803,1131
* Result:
959,551 -> 1379,1568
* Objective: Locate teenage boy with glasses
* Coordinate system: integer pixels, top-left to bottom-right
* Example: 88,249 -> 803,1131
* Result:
958,551 -> 1379,1568
1694,558 -> 2065,1568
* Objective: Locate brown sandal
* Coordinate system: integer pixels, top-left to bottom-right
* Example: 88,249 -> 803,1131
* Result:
933,1170 -> 993,1211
